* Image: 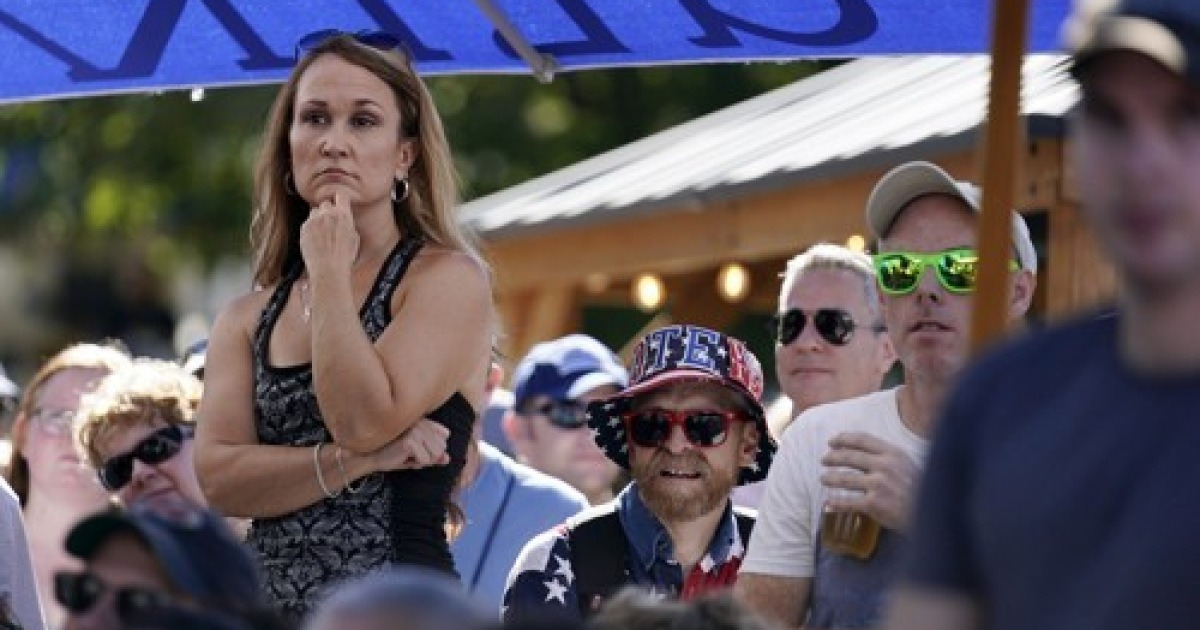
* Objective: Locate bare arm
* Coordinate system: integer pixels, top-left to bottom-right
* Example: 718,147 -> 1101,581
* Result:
735,573 -> 811,628
310,247 -> 492,453
882,586 -> 984,630
193,295 -> 450,518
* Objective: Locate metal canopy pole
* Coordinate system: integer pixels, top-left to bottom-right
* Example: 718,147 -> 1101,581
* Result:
471,0 -> 560,83
971,0 -> 1030,353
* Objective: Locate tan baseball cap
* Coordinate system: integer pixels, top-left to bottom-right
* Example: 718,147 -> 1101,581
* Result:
865,161 -> 1038,273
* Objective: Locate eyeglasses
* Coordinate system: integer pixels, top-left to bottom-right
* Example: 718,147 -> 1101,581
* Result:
872,248 -> 1019,296
29,407 -> 78,436
522,400 -> 589,430
295,29 -> 405,59
54,571 -> 172,624
622,409 -> 747,449
769,308 -> 882,346
98,425 -> 193,492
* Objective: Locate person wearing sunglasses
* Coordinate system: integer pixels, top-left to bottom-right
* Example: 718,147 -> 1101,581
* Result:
59,497 -> 276,630
738,160 -> 1037,629
888,4 -> 1200,630
5,343 -> 131,629
769,244 -> 897,433
74,360 -> 205,510
502,334 -> 629,506
194,29 -> 494,620
503,324 -> 776,624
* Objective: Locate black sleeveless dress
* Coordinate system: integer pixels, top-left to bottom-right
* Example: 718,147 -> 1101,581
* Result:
245,235 -> 474,619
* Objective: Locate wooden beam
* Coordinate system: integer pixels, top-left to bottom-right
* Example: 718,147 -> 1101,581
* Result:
1045,199 -> 1117,318
503,285 -> 579,369
483,146 -> 1061,296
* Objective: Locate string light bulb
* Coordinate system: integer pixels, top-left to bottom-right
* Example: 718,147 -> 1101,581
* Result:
633,274 -> 666,311
846,234 -> 866,253
716,262 -> 751,303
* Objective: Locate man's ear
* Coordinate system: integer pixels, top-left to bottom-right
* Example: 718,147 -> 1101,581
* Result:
1008,269 -> 1037,322
11,410 -> 28,452
874,332 -> 897,385
502,411 -> 534,464
737,422 -> 760,468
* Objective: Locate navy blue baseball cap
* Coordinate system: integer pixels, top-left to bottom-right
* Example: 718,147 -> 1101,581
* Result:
512,334 -> 628,411
65,498 -> 264,611
1065,0 -> 1200,85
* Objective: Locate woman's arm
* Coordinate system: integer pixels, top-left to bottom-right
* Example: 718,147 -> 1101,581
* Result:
310,248 -> 493,453
193,294 -> 451,518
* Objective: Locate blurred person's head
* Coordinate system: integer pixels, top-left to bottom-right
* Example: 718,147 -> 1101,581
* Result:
866,162 -> 1037,382
1064,0 -> 1200,296
504,335 -> 628,504
59,497 -> 265,630
252,31 -> 482,290
75,360 -> 204,508
772,244 -> 895,423
304,566 -> 489,630
6,343 -> 132,507
588,587 -> 776,630
588,325 -> 775,523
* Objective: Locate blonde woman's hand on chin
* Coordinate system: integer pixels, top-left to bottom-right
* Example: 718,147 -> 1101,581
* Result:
300,190 -> 359,277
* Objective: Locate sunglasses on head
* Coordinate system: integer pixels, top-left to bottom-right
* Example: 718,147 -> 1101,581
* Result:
622,409 -> 747,449
296,29 -> 406,59
54,571 -> 172,624
523,400 -> 589,430
769,308 -> 883,346
873,247 -> 1019,296
98,425 -> 193,492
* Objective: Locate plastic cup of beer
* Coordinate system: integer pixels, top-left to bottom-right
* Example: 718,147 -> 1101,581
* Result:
820,468 -> 880,560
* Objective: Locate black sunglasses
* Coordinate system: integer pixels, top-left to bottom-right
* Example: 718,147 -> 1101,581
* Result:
768,308 -> 883,346
54,571 -> 172,624
622,409 -> 747,449
98,425 -> 193,492
523,400 -> 589,430
296,29 -> 406,59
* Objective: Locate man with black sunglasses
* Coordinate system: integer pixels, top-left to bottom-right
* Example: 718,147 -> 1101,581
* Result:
770,244 -> 896,430
502,324 -> 775,624
738,160 -> 1036,628
887,3 -> 1200,629
502,335 -> 629,506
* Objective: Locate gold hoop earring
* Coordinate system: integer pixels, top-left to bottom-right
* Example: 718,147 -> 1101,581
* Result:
392,178 -> 411,203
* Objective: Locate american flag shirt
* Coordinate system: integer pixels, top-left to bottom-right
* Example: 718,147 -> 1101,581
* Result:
501,482 -> 748,623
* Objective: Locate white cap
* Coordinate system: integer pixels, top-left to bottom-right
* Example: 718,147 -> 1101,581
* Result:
865,161 -> 1038,273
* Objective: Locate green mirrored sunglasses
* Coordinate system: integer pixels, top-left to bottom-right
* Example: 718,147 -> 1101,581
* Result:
872,248 -> 1019,296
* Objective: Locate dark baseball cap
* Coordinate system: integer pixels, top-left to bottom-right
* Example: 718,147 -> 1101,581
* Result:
65,498 -> 264,611
1064,0 -> 1200,85
511,334 -> 628,410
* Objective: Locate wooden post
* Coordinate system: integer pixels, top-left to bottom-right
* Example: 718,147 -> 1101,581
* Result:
971,0 -> 1029,353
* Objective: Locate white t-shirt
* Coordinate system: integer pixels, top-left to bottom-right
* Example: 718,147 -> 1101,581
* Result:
742,388 -> 927,578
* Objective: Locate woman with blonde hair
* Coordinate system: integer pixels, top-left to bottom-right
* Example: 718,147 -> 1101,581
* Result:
195,31 -> 494,619
4,342 -> 131,628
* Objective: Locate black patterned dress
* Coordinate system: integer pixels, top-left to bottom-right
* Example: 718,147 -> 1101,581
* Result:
246,235 -> 474,620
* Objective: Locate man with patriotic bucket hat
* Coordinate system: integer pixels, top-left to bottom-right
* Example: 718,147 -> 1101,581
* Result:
501,324 -> 776,624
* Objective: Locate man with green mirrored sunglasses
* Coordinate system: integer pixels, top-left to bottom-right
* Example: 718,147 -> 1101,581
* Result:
738,160 -> 1037,629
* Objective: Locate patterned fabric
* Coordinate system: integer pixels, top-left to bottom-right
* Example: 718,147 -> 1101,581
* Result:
586,324 -> 776,484
501,483 -> 747,624
246,235 -> 474,620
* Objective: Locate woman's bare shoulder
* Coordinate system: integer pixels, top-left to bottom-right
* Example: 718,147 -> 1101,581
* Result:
213,285 -> 276,333
407,246 -> 491,292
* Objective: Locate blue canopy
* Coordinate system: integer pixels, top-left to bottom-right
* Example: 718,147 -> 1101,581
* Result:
0,0 -> 1070,105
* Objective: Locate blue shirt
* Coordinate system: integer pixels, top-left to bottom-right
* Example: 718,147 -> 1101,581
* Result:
501,482 -> 748,623
452,443 -> 588,615
905,311 -> 1200,630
